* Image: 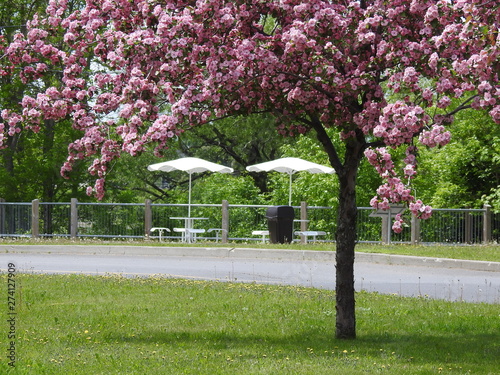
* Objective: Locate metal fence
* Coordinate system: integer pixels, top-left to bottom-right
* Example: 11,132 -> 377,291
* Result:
0,199 -> 498,244
420,208 -> 485,244
0,202 -> 32,236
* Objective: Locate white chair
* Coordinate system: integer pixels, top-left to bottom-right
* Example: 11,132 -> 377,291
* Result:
173,227 -> 205,243
252,230 -> 269,243
294,231 -> 326,243
150,227 -> 170,241
207,228 -> 225,242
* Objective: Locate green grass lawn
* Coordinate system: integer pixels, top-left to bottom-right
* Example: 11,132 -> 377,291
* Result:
356,243 -> 500,262
1,274 -> 499,374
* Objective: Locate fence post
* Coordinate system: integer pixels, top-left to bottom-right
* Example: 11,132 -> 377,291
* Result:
411,214 -> 420,245
381,216 -> 389,244
464,211 -> 472,244
32,199 -> 40,239
0,198 -> 5,235
70,198 -> 78,240
144,199 -> 152,240
300,201 -> 308,244
221,200 -> 229,243
300,202 -> 308,231
483,204 -> 492,244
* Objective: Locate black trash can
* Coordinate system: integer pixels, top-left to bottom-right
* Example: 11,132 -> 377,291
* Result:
266,205 -> 295,244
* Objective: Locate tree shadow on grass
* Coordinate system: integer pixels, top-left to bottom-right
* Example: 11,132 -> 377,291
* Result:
357,332 -> 500,367
107,327 -> 500,367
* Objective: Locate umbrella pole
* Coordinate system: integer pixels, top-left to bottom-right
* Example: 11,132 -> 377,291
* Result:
289,172 -> 292,206
188,173 -> 192,218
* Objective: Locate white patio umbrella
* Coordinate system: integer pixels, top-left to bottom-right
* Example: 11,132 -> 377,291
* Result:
148,157 -> 233,217
246,157 -> 335,205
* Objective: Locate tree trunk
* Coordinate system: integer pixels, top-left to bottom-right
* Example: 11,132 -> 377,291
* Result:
305,116 -> 366,339
335,141 -> 363,339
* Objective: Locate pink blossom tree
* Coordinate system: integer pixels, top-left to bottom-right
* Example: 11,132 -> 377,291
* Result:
1,0 -> 498,338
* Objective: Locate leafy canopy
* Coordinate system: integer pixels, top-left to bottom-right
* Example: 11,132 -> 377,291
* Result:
0,0 -> 498,227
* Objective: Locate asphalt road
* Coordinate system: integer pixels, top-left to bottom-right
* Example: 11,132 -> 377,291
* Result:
1,245 -> 499,303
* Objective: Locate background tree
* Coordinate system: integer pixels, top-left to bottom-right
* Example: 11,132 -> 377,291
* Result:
181,113 -> 292,194
0,0 -> 498,339
414,109 -> 500,210
0,0 -> 87,203
103,113 -> 292,203
279,129 -> 381,208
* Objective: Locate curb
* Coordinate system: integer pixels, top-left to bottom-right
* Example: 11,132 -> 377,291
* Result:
1,244 -> 499,273
355,252 -> 500,272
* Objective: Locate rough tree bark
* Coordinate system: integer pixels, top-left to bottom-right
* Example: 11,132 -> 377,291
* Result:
312,118 -> 366,339
334,138 -> 364,339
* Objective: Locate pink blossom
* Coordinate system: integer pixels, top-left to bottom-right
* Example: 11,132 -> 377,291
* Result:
392,214 -> 404,233
419,125 -> 451,147
478,81 -> 492,93
403,164 -> 416,177
409,200 -> 432,219
428,52 -> 439,71
437,96 -> 451,108
0,0 -> 497,204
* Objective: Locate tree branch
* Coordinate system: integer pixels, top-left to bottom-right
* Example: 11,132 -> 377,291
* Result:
444,95 -> 478,117
306,114 -> 344,173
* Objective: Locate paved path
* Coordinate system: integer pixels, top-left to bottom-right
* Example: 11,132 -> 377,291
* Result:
1,245 -> 499,303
